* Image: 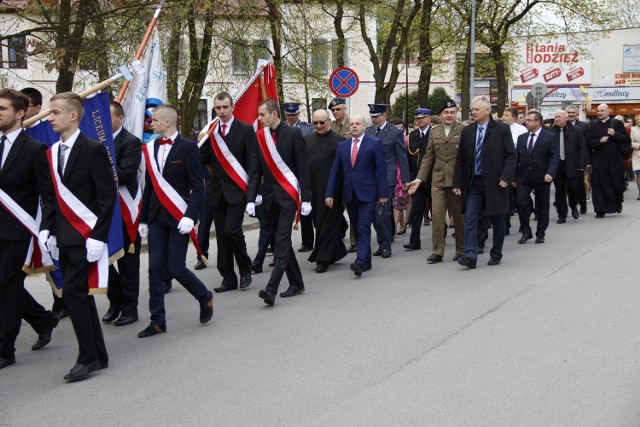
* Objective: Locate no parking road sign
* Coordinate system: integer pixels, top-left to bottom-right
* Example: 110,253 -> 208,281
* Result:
329,67 -> 359,98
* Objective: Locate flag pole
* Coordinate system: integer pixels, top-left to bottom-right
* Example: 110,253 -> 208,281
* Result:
116,1 -> 165,103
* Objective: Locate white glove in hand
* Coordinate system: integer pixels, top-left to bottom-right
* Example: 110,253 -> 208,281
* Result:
255,194 -> 263,206
300,201 -> 312,216
138,223 -> 148,239
38,230 -> 52,258
86,238 -> 105,263
177,217 -> 194,235
245,202 -> 256,217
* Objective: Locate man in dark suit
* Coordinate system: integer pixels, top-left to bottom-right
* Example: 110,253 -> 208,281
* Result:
138,104 -> 213,337
566,105 -> 590,214
40,92 -> 116,381
101,101 -> 142,327
0,89 -> 60,369
452,96 -> 516,268
515,111 -> 560,244
201,92 -> 255,292
550,110 -> 587,224
365,104 -> 410,258
326,115 -> 388,277
247,99 -> 311,306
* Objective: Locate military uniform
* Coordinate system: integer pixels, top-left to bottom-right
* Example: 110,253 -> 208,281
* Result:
331,116 -> 351,138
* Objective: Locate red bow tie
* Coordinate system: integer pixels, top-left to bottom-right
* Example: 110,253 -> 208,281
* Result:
158,137 -> 173,145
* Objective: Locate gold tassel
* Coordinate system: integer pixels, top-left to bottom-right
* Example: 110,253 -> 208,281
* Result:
88,287 -> 108,296
293,222 -> 299,231
128,243 -> 135,254
200,255 -> 208,266
108,248 -> 125,265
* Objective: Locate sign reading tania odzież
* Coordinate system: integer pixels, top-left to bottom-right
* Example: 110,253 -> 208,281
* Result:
516,38 -> 591,86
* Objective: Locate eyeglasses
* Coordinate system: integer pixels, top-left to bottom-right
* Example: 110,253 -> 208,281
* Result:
331,107 -> 344,112
313,120 -> 327,125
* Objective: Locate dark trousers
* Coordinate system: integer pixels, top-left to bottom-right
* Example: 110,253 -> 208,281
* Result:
252,203 -> 272,268
107,228 -> 141,316
59,245 -> 108,365
463,176 -> 506,261
213,198 -> 251,287
300,214 -> 314,248
265,204 -> 304,294
373,186 -> 394,252
0,239 -> 55,358
408,186 -> 429,247
517,180 -> 551,238
554,161 -> 579,218
148,217 -> 209,326
577,170 -> 587,210
197,195 -> 214,260
346,196 -> 375,268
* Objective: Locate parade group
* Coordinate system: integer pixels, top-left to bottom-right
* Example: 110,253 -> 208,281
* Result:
0,85 -> 635,382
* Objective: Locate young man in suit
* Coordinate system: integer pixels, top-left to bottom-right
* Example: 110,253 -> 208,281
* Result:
201,92 -> 255,292
138,104 -> 213,337
515,110 -> 560,244
39,92 -> 116,381
326,115 -> 388,277
247,99 -> 312,306
452,96 -> 516,268
102,101 -> 142,326
566,105 -> 590,214
0,89 -> 60,369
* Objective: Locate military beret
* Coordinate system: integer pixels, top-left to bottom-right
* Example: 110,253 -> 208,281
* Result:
328,98 -> 346,109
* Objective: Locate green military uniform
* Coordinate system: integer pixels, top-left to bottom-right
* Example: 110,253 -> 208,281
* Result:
331,116 -> 351,138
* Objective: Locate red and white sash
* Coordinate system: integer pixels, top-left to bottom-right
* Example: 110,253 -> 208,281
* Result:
256,127 -> 301,219
209,124 -> 249,193
46,143 -> 108,294
141,141 -> 206,261
118,185 -> 142,253
0,189 -> 54,274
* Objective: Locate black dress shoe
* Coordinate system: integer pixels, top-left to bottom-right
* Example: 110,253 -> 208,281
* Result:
571,207 -> 579,219
535,236 -> 545,244
269,260 -> 275,267
350,263 -> 363,277
259,289 -> 275,306
403,243 -> 420,251
452,254 -> 463,262
64,361 -> 100,382
362,264 -> 372,271
199,292 -> 214,324
138,324 -> 167,338
0,356 -> 16,369
32,314 -> 59,351
251,264 -> 263,274
315,263 -> 328,273
194,259 -> 207,270
114,314 -> 138,326
214,284 -> 238,293
298,245 -> 313,252
280,286 -> 305,298
373,249 -> 383,256
239,274 -> 252,289
426,253 -> 443,264
557,217 -> 566,224
347,245 -> 357,253
53,308 -> 68,320
518,234 -> 533,244
381,249 -> 392,258
457,257 -> 476,269
617,203 -> 623,214
487,257 -> 501,266
595,213 -> 605,218
580,206 -> 587,214
101,307 -> 120,324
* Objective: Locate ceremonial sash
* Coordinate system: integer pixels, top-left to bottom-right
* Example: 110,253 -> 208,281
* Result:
256,127 -> 301,221
118,185 -> 142,253
209,125 -> 249,193
0,189 -> 54,274
46,143 -> 108,295
141,141 -> 207,262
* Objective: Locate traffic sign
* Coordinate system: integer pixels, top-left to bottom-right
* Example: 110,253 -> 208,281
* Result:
329,67 -> 359,98
531,82 -> 547,100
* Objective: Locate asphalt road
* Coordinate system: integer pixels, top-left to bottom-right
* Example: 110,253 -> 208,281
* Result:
2,191 -> 640,426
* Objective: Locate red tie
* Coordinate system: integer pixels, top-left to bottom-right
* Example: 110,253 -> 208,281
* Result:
351,138 -> 359,167
158,137 -> 173,145
221,124 -> 227,137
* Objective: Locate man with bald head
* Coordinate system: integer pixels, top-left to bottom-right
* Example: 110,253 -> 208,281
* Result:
305,109 -> 347,273
550,110 -> 587,223
586,103 -> 631,217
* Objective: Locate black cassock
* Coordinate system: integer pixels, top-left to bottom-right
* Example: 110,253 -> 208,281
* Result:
304,130 -> 348,265
586,118 -> 631,214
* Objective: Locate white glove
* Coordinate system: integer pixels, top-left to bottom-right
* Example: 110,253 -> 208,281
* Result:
177,217 -> 194,235
300,201 -> 312,216
246,202 -> 256,217
86,238 -> 105,263
38,230 -> 51,257
255,194 -> 263,206
39,230 -> 60,260
138,223 -> 148,239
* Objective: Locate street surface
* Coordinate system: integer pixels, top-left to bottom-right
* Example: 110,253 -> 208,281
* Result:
2,191 -> 640,426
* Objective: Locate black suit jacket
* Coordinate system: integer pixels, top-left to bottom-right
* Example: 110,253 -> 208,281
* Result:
408,126 -> 431,186
201,118 -> 257,206
141,134 -> 204,226
114,127 -> 142,198
41,132 -> 117,246
516,128 -> 560,183
248,121 -> 311,211
0,130 -> 50,241
549,124 -> 587,177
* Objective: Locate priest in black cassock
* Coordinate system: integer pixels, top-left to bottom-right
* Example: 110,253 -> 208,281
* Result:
305,109 -> 348,273
586,104 -> 631,218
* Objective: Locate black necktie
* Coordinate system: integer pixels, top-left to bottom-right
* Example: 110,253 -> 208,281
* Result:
0,136 -> 6,170
376,127 -> 381,137
527,133 -> 535,153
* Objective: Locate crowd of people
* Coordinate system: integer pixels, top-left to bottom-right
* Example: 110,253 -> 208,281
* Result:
0,85 -> 635,384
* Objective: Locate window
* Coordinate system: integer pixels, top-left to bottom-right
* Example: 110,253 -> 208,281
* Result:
192,99 -> 209,132
8,36 -> 27,69
311,38 -> 329,75
232,39 -> 270,75
331,39 -> 348,69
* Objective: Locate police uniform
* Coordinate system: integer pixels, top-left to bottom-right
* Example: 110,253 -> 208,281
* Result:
283,102 -> 313,137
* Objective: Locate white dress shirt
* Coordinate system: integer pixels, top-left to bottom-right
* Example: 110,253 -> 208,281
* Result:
158,131 -> 179,172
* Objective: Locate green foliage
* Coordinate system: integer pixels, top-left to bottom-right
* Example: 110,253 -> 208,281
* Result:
391,86 -> 450,126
